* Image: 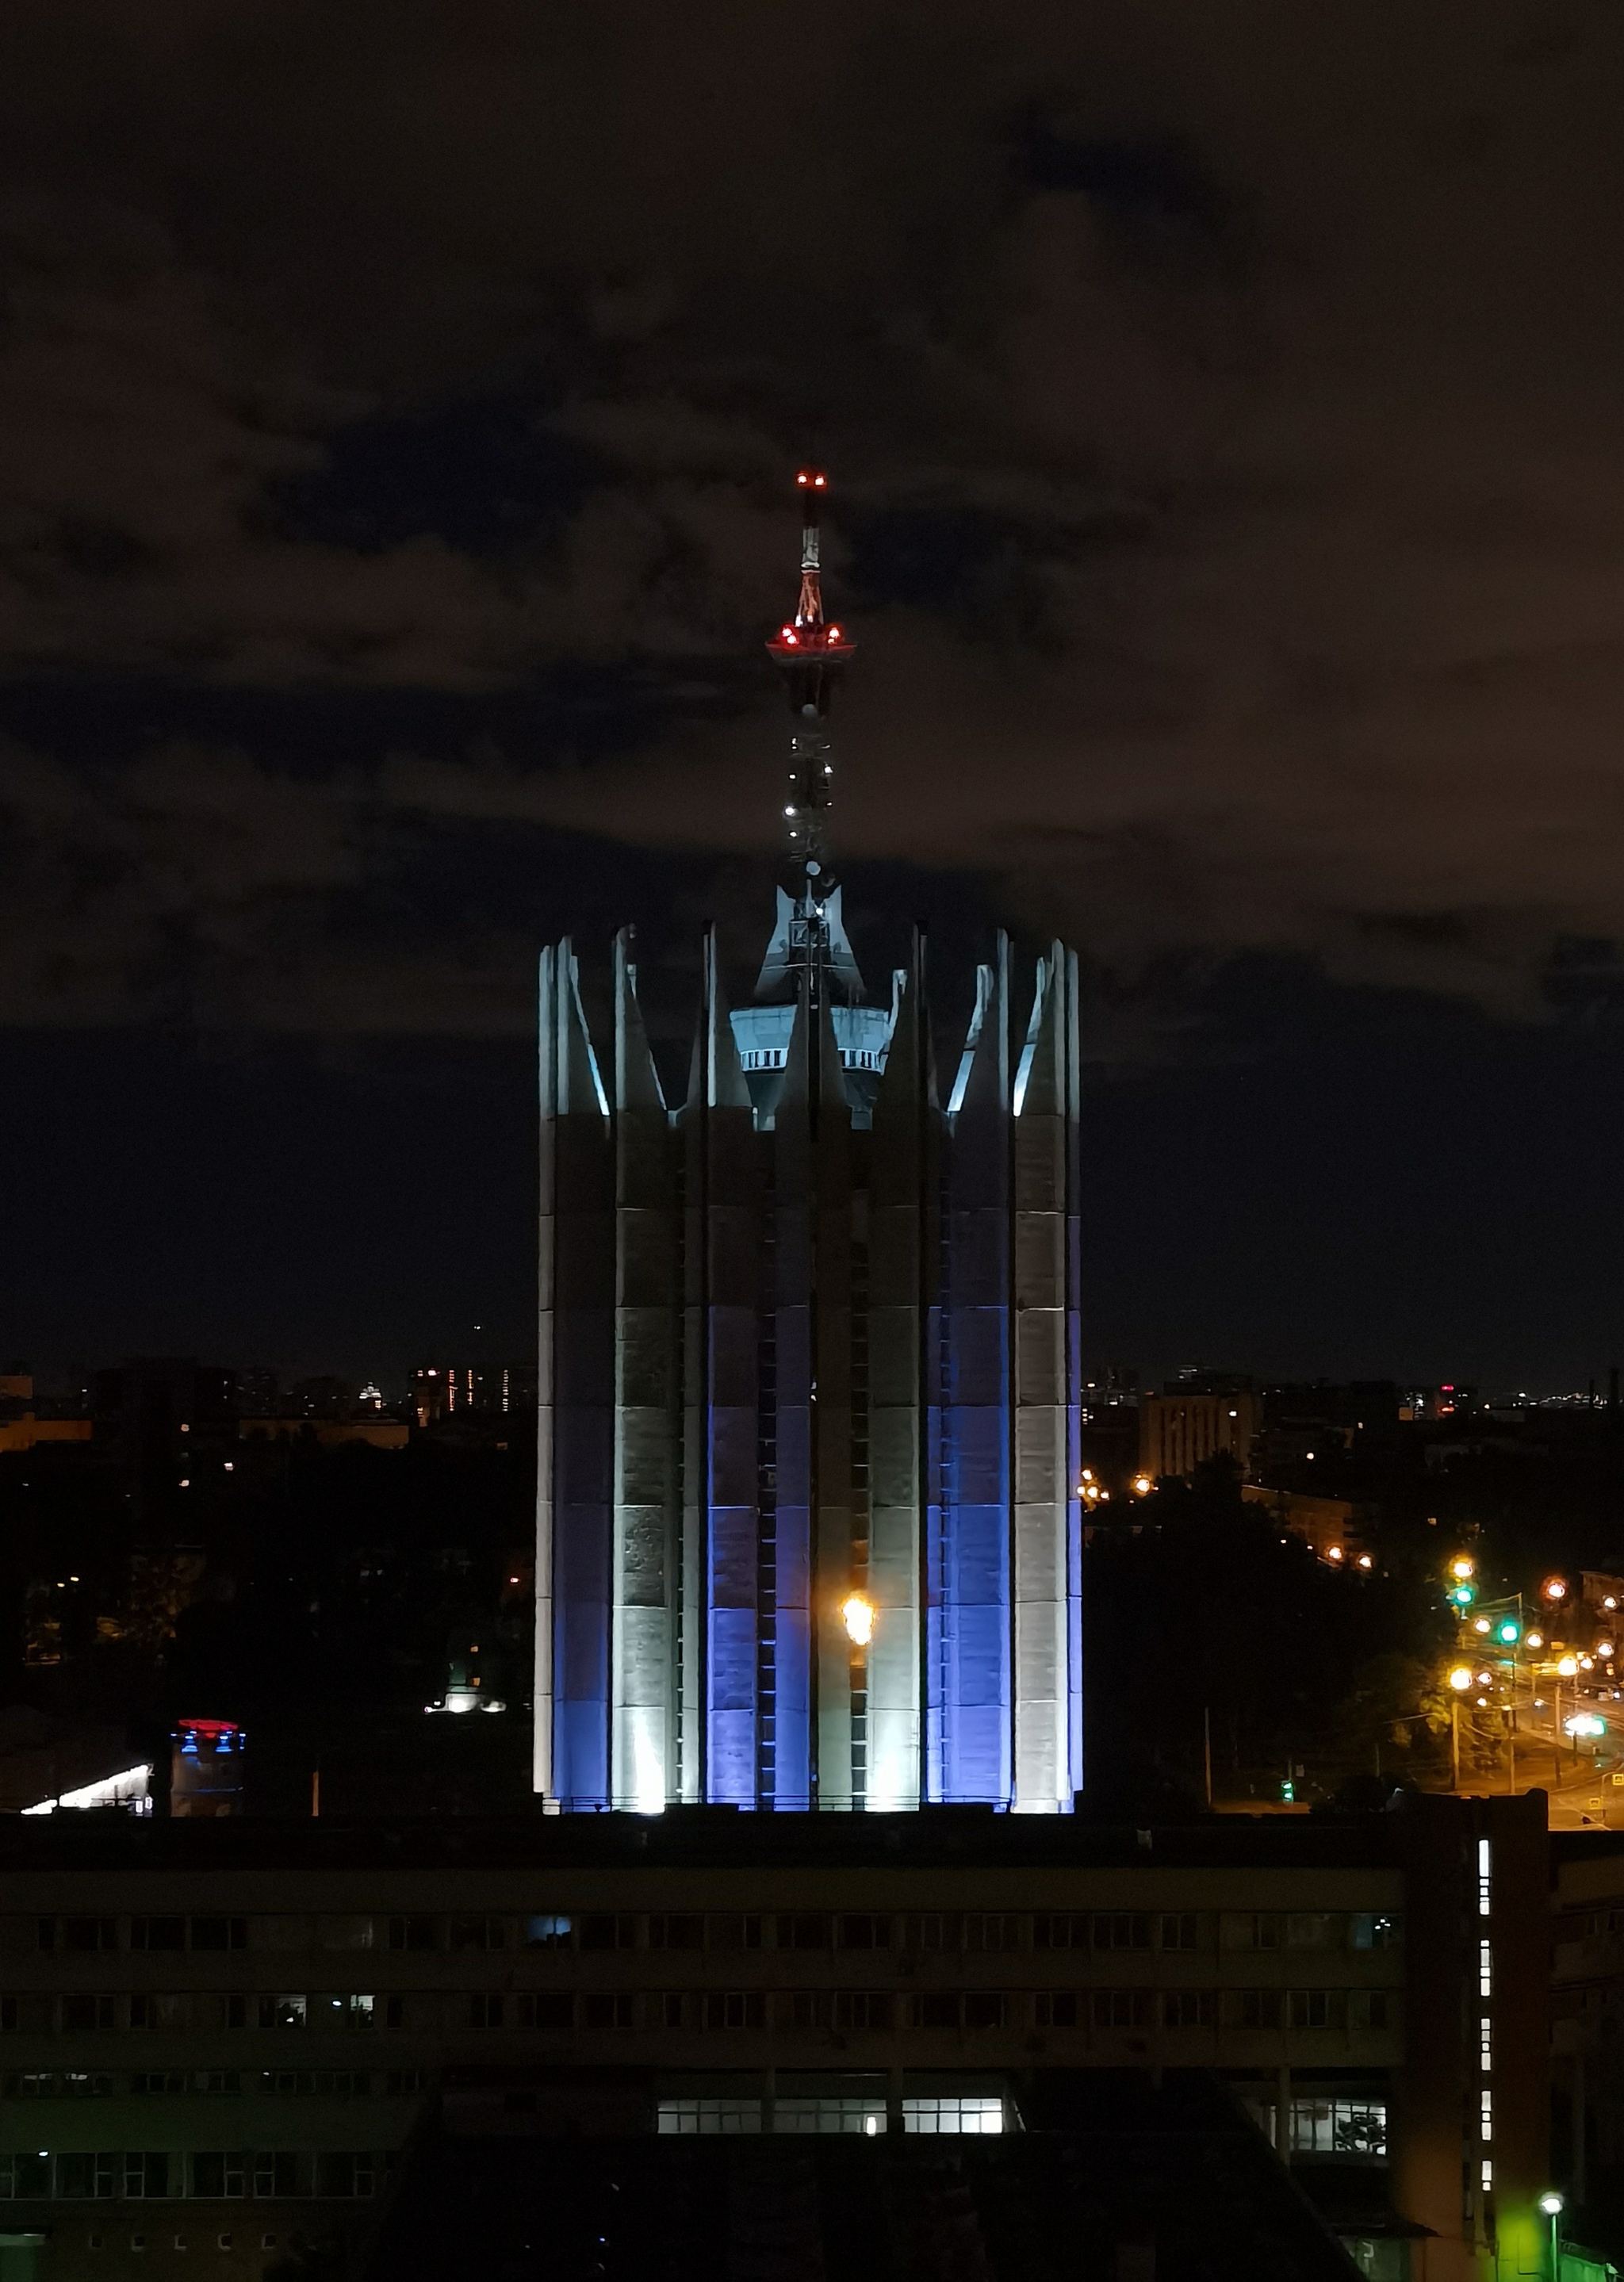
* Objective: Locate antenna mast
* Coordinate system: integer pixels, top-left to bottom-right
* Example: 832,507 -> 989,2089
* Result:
764,470 -> 857,992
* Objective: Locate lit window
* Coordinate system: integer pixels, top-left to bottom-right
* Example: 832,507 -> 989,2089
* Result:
1288,2099 -> 1386,2158
773,2099 -> 886,2135
1480,2016 -> 1492,2072
1480,2089 -> 1493,2142
1480,1939 -> 1492,1997
1481,2160 -> 1494,2194
902,2097 -> 1004,2135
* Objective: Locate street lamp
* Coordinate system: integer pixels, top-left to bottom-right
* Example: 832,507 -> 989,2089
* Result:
1539,2189 -> 1563,2282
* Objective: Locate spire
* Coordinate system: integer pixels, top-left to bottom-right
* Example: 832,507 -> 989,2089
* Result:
760,469 -> 860,1003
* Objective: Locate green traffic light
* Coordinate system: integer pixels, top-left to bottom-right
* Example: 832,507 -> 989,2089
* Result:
1497,1620 -> 1519,1644
1450,1584 -> 1476,1606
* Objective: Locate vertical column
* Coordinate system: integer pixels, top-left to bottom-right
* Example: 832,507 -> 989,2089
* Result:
769,994 -> 814,1809
936,940 -> 1013,1805
812,994 -> 857,1808
867,942 -> 935,1811
1010,944 -> 1080,1813
1063,948 -> 1085,1801
610,935 -> 680,1810
687,937 -> 764,1806
534,949 -> 557,1800
544,941 -> 615,1809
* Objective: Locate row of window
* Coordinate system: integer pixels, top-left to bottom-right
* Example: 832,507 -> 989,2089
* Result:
3,1995 -> 382,2034
5,1983 -> 1399,2035
1243,2096 -> 1389,2159
27,1909 -> 1404,1958
0,2151 -> 389,2203
657,2096 -> 1005,2137
4,2071 -> 428,2100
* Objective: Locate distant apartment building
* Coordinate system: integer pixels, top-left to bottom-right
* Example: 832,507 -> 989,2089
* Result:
1139,1391 -> 1261,1483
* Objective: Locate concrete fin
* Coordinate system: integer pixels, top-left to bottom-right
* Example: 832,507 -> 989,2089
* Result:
872,932 -> 939,1125
1014,947 -> 1063,1117
613,931 -> 667,1115
558,938 -> 610,1120
703,930 -> 753,1113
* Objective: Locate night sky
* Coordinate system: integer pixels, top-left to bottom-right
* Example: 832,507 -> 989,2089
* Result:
4,2 -> 1624,1391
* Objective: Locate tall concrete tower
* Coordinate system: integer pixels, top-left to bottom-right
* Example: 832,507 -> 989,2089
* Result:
536,474 -> 1083,1813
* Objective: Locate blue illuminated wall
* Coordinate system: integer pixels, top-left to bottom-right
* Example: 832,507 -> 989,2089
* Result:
534,926 -> 1082,1813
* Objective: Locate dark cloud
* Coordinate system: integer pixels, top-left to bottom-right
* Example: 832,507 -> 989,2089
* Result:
0,0 -> 1622,1042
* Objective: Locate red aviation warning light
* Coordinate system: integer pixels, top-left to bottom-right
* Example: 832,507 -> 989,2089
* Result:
767,469 -> 856,665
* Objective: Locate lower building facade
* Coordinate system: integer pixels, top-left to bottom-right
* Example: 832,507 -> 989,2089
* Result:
0,1794 -> 1546,2282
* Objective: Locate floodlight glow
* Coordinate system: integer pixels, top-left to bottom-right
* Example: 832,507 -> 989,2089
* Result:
841,1594 -> 875,1647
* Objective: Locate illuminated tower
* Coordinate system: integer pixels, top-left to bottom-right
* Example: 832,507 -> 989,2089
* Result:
536,473 -> 1083,1813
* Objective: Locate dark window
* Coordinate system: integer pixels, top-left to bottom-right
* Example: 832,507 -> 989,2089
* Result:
253,2154 -> 299,2200
708,1914 -> 763,1951
910,1993 -> 960,2030
452,1917 -> 507,1952
1228,1989 -> 1281,2030
648,1915 -> 703,1951
314,2154 -> 373,2199
190,2154 -> 247,2200
661,1993 -> 685,2028
1033,1914 -> 1089,1951
902,1914 -> 952,1951
584,1993 -> 634,2030
191,1919 -> 247,1953
788,1993 -> 822,2029
0,1999 -> 15,2032
1162,1990 -> 1216,2027
1288,1989 -> 1345,2030
833,1992 -> 890,2030
1093,1991 -> 1153,2029
61,1995 -> 117,2032
130,1918 -> 186,1953
56,2154 -> 117,2200
702,1993 -> 765,2030
60,1919 -> 118,1953
776,1913 -> 829,1951
124,2154 -> 170,2199
516,1993 -> 573,2030
836,1914 -> 891,1951
128,1996 -> 153,2031
468,1994 -> 503,2030
387,1917 -> 439,1953
1091,1914 -> 1151,1951
384,1997 -> 404,2031
1160,1914 -> 1200,1952
579,1916 -> 635,1952
963,1914 -> 1020,1953
226,1996 -> 249,2031
1035,1992 -> 1082,2029
963,1993 -> 1007,2031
